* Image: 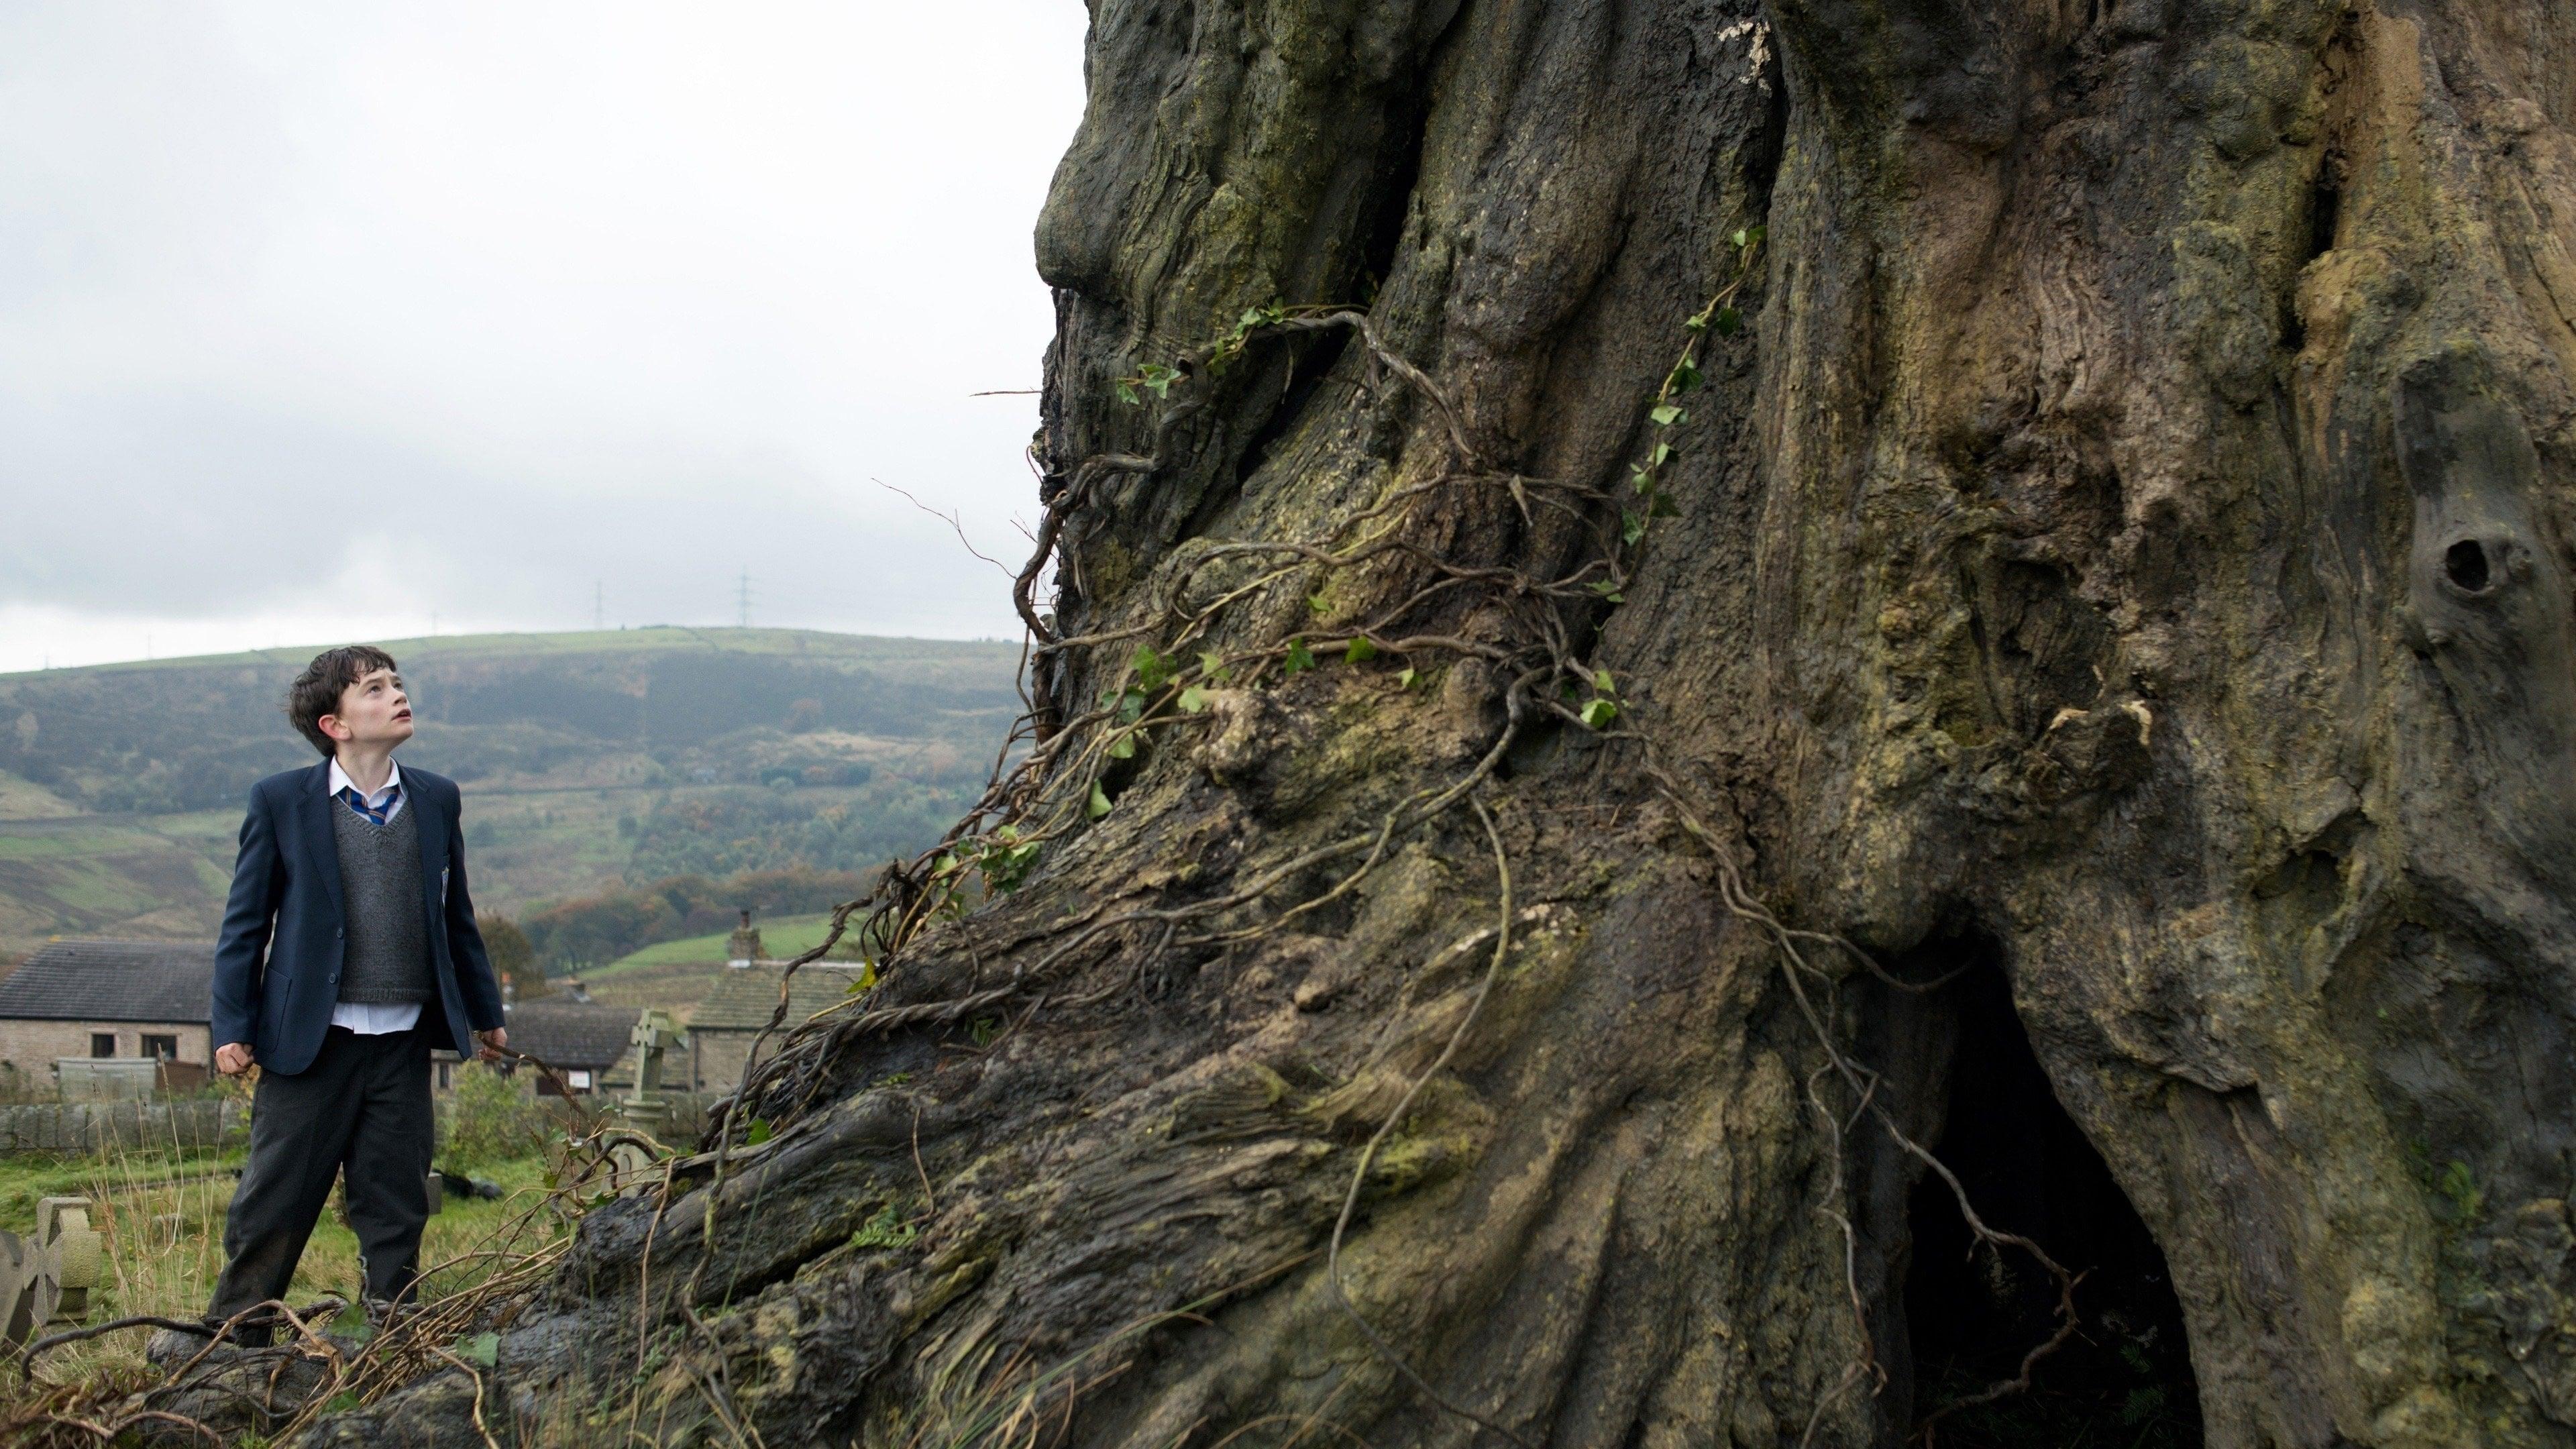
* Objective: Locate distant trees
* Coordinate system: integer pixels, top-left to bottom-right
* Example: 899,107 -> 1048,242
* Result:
512,866 -> 876,970
473,914 -> 551,1000
620,779 -> 969,880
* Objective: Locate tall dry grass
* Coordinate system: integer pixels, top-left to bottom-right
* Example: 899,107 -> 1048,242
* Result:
1,1062 -> 573,1391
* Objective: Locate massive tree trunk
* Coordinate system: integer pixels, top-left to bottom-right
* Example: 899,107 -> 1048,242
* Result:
330,0 -> 2576,1444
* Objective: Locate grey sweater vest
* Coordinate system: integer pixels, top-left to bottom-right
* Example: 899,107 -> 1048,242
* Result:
332,802 -> 436,1005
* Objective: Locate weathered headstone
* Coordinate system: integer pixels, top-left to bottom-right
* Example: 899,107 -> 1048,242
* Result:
0,1197 -> 99,1349
607,1010 -> 686,1194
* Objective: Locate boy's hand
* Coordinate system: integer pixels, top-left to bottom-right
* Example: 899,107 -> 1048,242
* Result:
475,1027 -> 508,1062
216,1042 -> 255,1075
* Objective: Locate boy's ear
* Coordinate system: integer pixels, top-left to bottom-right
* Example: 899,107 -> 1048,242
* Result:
317,712 -> 354,743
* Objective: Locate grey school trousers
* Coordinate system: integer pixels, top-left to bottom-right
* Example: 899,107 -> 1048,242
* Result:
205,1022 -> 435,1342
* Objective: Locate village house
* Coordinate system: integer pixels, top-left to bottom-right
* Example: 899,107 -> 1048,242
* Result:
682,961 -> 869,1093
468,994 -> 643,1095
0,940 -> 643,1099
0,939 -> 215,1094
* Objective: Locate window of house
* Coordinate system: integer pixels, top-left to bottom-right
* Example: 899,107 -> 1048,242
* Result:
90,1032 -> 115,1057
437,1061 -> 453,1090
142,1034 -> 178,1060
568,1069 -> 592,1091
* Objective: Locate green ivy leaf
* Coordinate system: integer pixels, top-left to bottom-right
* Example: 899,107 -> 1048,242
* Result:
1283,637 -> 1316,675
1116,381 -> 1141,406
1632,468 -> 1654,494
849,1202 -> 920,1250
1197,650 -> 1231,682
1307,592 -> 1331,616
1650,441 -> 1672,467
745,1117 -> 772,1146
1713,307 -> 1742,337
456,1332 -> 499,1368
1108,730 -> 1136,759
1731,227 -> 1751,248
1649,488 -> 1681,519
1131,645 -> 1175,690
1578,698 -> 1619,730
1178,684 -> 1210,713
1650,404 -> 1684,427
1669,358 -> 1704,394
1594,668 -> 1616,696
1344,637 -> 1378,664
1087,780 -> 1113,818
1587,580 -> 1626,604
1396,666 -> 1419,690
1621,511 -> 1646,545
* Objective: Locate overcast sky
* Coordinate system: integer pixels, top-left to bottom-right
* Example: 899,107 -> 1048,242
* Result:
0,3 -> 1089,674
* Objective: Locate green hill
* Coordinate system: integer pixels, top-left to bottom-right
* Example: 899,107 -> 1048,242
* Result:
593,913 -> 854,972
0,628 -> 1022,960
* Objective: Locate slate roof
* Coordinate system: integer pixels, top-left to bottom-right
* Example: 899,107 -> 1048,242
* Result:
688,963 -> 870,1032
0,940 -> 214,1022
497,1000 -> 641,1071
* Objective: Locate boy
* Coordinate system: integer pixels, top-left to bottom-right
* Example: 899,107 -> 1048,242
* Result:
152,646 -> 508,1362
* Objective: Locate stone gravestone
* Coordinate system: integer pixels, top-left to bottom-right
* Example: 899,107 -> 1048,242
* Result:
0,1197 -> 100,1350
607,1010 -> 686,1195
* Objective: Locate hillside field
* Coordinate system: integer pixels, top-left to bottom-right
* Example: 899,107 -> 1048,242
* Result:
0,628 -> 1021,961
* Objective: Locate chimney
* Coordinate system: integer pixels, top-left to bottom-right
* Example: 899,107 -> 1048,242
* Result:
726,908 -> 764,969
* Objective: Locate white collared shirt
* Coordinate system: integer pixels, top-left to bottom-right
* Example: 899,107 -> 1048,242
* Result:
323,757 -> 423,1036
326,755 -> 407,824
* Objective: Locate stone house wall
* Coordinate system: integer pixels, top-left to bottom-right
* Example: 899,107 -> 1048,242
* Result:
0,1018 -> 212,1094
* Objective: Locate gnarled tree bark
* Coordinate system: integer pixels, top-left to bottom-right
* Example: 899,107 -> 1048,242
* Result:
323,0 -> 2576,1442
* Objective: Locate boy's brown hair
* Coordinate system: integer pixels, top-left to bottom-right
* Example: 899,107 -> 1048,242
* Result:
284,645 -> 399,757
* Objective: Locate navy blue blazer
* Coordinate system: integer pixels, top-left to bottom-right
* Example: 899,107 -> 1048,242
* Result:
210,760 -> 506,1075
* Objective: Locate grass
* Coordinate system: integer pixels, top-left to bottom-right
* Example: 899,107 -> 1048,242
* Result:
0,1086 -> 572,1394
592,912 -> 859,973
568,913 -> 867,1019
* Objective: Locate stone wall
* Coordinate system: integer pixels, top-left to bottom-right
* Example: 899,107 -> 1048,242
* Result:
686,1032 -> 773,1096
0,1098 -> 245,1155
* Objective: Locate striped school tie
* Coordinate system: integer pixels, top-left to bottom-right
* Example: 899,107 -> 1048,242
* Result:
338,784 -> 400,826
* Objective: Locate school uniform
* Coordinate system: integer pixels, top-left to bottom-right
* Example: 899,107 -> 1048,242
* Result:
198,757 -> 505,1338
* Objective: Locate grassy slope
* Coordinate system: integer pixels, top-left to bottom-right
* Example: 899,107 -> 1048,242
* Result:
0,627 -> 1020,959
566,912 -> 863,1018
590,912 -> 855,972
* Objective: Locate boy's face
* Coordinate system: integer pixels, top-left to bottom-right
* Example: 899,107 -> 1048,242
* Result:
319,667 -> 414,751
